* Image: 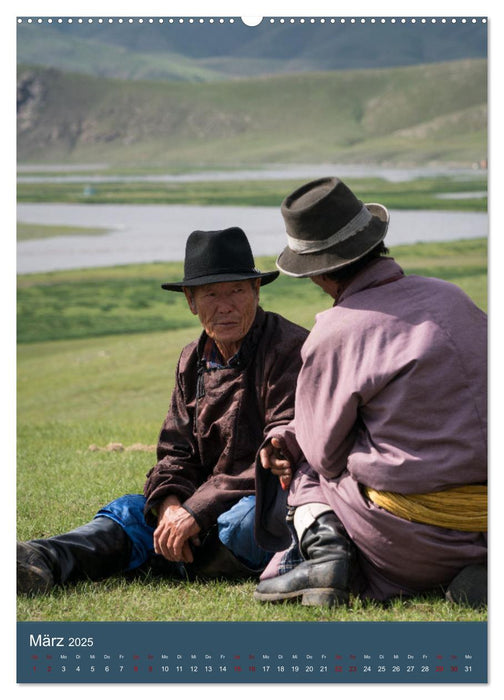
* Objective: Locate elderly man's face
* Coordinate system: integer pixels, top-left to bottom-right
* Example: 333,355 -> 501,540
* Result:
184,279 -> 260,359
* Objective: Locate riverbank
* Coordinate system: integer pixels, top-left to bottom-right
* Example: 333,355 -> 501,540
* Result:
16,202 -> 488,275
17,174 -> 487,211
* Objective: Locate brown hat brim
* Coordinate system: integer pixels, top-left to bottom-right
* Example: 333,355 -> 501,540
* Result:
276,204 -> 389,278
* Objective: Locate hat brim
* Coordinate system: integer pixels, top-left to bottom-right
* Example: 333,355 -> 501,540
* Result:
161,270 -> 279,292
276,203 -> 389,278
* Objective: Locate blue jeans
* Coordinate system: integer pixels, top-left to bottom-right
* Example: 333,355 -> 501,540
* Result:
95,494 -> 271,571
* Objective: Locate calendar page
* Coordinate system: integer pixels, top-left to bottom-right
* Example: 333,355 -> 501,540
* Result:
15,6 -> 489,687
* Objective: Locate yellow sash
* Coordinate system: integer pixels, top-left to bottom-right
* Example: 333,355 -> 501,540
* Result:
365,484 -> 487,532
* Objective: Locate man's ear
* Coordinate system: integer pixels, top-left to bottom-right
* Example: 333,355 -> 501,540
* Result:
183,288 -> 198,315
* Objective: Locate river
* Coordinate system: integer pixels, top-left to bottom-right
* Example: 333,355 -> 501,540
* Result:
16,203 -> 488,274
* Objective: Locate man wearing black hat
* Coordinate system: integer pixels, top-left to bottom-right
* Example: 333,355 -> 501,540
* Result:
254,177 -> 487,609
17,228 -> 308,594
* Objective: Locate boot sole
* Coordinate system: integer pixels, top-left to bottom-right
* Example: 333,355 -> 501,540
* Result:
254,587 -> 348,607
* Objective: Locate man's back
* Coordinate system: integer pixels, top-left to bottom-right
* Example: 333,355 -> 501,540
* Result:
297,258 -> 487,491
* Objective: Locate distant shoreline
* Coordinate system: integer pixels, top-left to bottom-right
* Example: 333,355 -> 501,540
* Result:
17,173 -> 487,211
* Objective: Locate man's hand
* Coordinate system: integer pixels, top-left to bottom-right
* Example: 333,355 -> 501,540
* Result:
259,436 -> 292,490
154,495 -> 201,563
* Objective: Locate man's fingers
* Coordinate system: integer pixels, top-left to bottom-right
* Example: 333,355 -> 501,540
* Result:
269,459 -> 291,475
154,504 -> 200,562
154,533 -> 169,559
166,527 -> 181,561
169,534 -> 193,563
280,473 -> 292,491
260,445 -> 273,469
182,541 -> 194,563
153,523 -> 178,561
153,525 -> 163,556
260,445 -> 291,473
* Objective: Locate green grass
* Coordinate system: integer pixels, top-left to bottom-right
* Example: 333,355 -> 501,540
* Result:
16,239 -> 487,622
17,222 -> 111,241
17,240 -> 487,345
16,175 -> 487,210
16,578 -> 484,623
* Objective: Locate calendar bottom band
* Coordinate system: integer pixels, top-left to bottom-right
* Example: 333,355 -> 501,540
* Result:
17,620 -> 487,683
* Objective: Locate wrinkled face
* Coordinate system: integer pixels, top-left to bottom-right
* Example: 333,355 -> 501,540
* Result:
184,279 -> 260,352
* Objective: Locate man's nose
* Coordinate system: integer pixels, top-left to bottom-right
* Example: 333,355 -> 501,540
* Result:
215,295 -> 234,312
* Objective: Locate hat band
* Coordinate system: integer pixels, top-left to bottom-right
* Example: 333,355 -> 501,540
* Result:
184,267 -> 261,282
286,205 -> 373,254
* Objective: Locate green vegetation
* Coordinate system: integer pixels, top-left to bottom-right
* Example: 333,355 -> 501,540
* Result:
16,577 -> 485,623
16,239 -> 487,345
17,262 -> 200,344
16,175 -> 487,211
17,25 -> 224,83
17,59 -> 487,167
17,239 -> 487,622
17,222 -> 111,241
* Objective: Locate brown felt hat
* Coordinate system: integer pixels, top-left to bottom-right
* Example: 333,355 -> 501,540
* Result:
276,177 -> 389,277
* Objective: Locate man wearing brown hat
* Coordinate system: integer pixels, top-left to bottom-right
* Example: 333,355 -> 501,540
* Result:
17,227 -> 308,594
254,177 -> 487,608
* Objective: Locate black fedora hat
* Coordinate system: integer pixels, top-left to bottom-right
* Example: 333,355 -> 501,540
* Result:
277,177 -> 389,277
161,227 -> 279,291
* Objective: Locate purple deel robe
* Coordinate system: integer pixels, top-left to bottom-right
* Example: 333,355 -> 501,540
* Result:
256,257 -> 487,601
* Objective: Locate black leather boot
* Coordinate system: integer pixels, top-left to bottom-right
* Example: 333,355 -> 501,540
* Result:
254,511 -> 357,607
17,517 -> 132,595
445,564 -> 487,608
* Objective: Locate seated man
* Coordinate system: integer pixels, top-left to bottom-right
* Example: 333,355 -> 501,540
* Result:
255,177 -> 487,609
18,227 -> 308,594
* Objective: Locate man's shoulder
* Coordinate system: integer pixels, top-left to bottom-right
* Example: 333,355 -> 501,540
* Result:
177,337 -> 200,371
253,312 -> 308,367
262,310 -> 309,341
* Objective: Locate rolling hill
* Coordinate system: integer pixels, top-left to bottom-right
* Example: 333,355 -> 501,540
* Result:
17,59 -> 487,168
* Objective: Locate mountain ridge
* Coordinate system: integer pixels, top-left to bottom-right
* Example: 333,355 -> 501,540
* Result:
17,20 -> 487,81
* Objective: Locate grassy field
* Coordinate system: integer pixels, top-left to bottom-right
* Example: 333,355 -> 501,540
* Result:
16,174 -> 488,210
16,239 -> 487,622
17,239 -> 487,345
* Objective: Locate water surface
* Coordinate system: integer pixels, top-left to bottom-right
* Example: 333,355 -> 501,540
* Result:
17,203 -> 488,274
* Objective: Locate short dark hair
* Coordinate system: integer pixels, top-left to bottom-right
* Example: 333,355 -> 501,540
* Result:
325,241 -> 389,283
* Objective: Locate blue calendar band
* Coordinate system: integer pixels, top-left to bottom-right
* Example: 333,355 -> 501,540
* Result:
17,621 -> 487,684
